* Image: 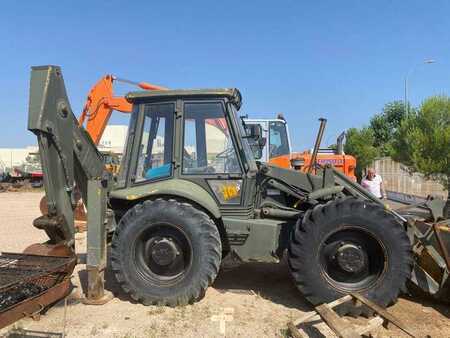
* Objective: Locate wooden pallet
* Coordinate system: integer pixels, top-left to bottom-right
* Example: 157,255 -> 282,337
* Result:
287,293 -> 417,338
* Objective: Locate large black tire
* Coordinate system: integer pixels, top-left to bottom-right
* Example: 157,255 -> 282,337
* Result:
111,198 -> 222,306
288,197 -> 413,315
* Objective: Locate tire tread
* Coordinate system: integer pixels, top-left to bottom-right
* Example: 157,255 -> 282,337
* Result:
288,197 -> 413,315
111,198 -> 221,306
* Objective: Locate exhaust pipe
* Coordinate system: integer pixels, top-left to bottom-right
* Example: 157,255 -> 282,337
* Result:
336,131 -> 345,155
308,118 -> 327,174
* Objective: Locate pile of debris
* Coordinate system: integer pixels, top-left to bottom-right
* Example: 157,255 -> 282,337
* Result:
0,252 -> 75,329
0,182 -> 39,193
0,283 -> 46,312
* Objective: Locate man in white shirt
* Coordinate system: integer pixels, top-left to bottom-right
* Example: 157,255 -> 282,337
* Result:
361,168 -> 386,199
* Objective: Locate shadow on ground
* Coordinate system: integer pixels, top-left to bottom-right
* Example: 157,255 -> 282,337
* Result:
76,248 -> 312,311
214,258 -> 312,311
2,328 -> 62,338
402,292 -> 450,319
74,248 -> 450,324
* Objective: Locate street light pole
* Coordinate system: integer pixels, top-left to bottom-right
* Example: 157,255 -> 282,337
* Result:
404,59 -> 436,114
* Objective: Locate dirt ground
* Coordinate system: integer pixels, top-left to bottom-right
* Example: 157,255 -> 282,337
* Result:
0,192 -> 449,338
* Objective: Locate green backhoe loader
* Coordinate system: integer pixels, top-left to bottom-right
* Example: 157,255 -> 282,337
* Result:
2,66 -> 448,326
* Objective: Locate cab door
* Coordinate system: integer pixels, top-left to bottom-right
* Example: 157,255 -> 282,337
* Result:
180,100 -> 253,218
125,102 -> 176,186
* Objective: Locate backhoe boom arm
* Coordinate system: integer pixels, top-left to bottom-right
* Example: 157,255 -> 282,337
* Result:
29,65 -> 110,301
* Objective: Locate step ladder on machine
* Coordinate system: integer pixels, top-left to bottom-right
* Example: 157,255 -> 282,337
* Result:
288,293 -> 418,338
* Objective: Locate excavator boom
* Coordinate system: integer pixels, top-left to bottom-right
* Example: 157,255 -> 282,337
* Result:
79,75 -> 166,144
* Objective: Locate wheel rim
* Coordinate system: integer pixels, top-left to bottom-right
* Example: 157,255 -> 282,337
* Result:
319,226 -> 387,291
133,222 -> 193,285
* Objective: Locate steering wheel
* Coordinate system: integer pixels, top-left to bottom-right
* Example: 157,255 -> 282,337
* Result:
183,148 -> 216,173
214,147 -> 240,173
215,147 -> 235,159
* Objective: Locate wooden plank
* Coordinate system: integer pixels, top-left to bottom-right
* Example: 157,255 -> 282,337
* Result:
287,321 -> 309,338
328,295 -> 353,309
315,304 -> 360,338
292,295 -> 352,326
351,293 -> 417,338
356,316 -> 384,336
292,311 -> 320,326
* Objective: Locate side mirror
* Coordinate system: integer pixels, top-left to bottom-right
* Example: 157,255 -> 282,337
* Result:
243,123 -> 266,160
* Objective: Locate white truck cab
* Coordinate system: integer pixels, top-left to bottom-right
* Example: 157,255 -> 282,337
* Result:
243,116 -> 291,162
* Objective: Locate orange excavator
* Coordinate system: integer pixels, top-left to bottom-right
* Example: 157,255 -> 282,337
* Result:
78,75 -> 167,145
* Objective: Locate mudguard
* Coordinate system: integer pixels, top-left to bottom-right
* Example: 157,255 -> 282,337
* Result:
109,179 -> 221,219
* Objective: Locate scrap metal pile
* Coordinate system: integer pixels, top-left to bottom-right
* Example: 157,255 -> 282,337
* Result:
0,253 -> 75,329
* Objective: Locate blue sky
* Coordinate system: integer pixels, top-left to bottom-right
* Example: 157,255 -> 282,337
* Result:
1,1 -> 449,150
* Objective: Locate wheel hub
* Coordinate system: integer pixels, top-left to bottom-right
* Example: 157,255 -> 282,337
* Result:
150,238 -> 179,266
335,243 -> 367,273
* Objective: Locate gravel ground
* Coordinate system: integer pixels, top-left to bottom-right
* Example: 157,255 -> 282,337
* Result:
0,192 -> 47,251
0,192 -> 449,337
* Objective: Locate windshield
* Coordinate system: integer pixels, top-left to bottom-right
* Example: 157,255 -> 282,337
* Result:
229,104 -> 258,172
269,121 -> 290,157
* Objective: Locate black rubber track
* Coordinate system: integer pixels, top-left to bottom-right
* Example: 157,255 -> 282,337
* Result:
111,198 -> 222,306
288,197 -> 413,315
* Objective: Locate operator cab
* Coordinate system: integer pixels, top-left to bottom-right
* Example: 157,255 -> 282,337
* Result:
117,89 -> 258,209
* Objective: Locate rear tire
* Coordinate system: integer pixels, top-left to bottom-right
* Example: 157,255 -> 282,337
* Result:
111,198 -> 221,306
288,197 -> 413,315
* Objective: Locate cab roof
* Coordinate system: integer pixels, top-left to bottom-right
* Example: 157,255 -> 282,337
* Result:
126,88 -> 242,110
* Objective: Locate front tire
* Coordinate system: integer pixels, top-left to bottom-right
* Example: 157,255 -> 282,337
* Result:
288,197 -> 413,315
111,198 -> 222,306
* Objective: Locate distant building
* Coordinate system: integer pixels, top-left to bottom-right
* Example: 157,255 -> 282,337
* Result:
0,146 -> 39,173
0,125 -> 129,173
0,122 -> 230,173
98,125 -> 128,154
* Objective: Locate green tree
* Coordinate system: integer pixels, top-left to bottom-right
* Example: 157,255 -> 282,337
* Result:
369,101 -> 407,156
392,95 -> 450,194
344,127 -> 379,180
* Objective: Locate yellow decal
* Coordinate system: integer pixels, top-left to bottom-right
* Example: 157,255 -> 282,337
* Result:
221,183 -> 240,201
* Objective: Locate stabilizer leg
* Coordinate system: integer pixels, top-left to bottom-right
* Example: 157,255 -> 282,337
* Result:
82,178 -> 113,305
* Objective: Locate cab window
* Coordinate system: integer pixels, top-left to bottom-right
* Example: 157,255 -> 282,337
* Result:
269,121 -> 290,158
183,102 -> 241,174
135,103 -> 174,182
